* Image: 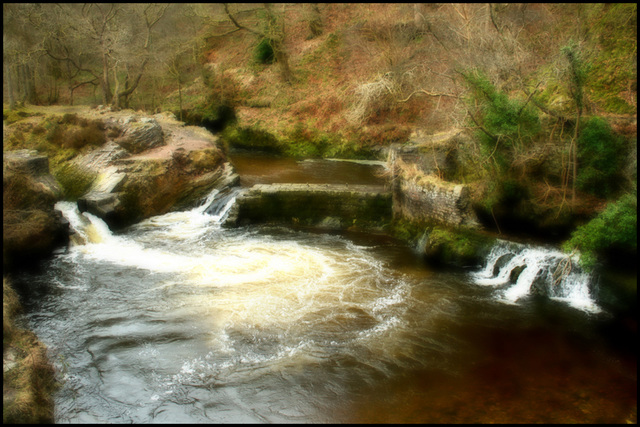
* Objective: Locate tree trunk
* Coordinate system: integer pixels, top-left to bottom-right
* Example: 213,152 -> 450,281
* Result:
112,58 -> 148,109
571,109 -> 580,206
101,52 -> 112,105
18,63 -> 37,105
272,39 -> 294,84
265,3 -> 294,84
111,63 -> 120,110
414,4 -> 425,29
5,61 -> 16,110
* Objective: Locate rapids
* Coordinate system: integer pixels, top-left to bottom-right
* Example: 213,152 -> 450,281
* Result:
10,156 -> 636,423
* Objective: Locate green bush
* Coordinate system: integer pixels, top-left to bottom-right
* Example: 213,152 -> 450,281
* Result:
482,177 -> 530,212
221,125 -> 283,153
45,123 -> 66,146
254,38 -> 275,64
577,116 -> 626,198
461,69 -> 540,173
563,193 -> 637,270
187,104 -> 237,132
67,124 -> 106,150
60,113 -> 80,125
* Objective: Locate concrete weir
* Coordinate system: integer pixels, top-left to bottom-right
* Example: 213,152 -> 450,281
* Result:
224,183 -> 392,229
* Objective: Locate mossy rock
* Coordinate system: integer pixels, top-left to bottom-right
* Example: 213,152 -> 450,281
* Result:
3,209 -> 69,271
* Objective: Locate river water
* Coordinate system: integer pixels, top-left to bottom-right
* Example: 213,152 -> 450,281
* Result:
12,155 -> 636,423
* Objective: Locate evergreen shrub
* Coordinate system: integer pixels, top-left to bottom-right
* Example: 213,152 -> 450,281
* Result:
577,116 -> 626,198
254,38 -> 275,64
461,69 -> 540,172
563,193 -> 637,270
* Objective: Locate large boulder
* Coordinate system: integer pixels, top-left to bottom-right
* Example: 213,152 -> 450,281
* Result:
3,150 -> 68,271
78,150 -> 237,229
115,117 -> 165,154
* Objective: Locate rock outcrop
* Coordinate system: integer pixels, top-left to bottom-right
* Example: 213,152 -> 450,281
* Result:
387,130 -> 481,229
3,150 -> 68,271
114,116 -> 165,154
75,113 -> 238,229
392,174 -> 480,228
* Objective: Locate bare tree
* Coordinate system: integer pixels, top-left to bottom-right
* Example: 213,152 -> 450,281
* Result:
222,3 -> 295,84
110,4 -> 168,109
3,3 -> 44,106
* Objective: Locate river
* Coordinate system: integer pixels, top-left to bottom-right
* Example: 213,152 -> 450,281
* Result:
11,154 -> 636,423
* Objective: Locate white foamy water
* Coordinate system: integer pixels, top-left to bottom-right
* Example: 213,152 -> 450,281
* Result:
28,187 -> 624,424
471,240 -> 601,313
54,191 -> 418,373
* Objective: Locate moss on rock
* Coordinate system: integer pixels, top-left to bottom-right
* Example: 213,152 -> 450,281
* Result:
3,278 -> 57,424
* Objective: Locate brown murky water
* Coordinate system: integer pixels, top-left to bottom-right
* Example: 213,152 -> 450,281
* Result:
13,155 -> 636,423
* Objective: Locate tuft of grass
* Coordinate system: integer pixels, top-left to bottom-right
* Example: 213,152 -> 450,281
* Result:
3,109 -> 31,124
51,163 -> 97,201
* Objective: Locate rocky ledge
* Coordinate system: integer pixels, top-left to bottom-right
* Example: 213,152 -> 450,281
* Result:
72,111 -> 239,229
3,108 -> 238,270
3,150 -> 69,271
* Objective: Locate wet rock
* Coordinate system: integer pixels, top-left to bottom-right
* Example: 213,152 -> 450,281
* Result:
3,209 -> 69,270
493,253 -> 514,276
509,265 -> 526,284
77,191 -> 121,221
228,183 -> 391,229
317,216 -> 343,230
3,150 -> 68,271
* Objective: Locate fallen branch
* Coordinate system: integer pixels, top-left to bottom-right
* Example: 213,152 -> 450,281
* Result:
397,89 -> 458,103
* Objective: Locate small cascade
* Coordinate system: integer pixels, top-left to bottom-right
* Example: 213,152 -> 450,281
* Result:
55,201 -> 115,245
472,240 -> 601,313
201,186 -> 241,222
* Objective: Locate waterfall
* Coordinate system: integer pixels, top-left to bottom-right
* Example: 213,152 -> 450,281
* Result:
200,186 -> 241,221
471,240 -> 601,313
53,186 -> 241,270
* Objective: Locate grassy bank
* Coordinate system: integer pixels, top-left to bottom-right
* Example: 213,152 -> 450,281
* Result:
3,278 -> 57,424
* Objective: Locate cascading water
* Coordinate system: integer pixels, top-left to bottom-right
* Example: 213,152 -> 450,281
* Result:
38,188 -> 458,422
471,240 -> 600,313
13,168 -> 635,423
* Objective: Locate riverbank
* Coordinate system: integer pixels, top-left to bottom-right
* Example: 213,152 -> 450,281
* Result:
10,189 -> 637,423
3,278 -> 57,423
3,104 -> 636,423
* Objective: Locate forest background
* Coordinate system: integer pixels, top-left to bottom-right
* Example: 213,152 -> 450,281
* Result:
3,3 -> 637,269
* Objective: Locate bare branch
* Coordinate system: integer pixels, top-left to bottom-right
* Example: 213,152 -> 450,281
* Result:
222,3 -> 262,36
516,80 -> 542,117
466,108 -> 498,142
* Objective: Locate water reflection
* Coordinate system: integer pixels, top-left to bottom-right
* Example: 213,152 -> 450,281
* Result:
229,152 -> 386,187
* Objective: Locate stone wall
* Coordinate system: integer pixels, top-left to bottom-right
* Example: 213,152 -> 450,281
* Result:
392,176 -> 479,228
225,183 -> 392,229
387,131 -> 481,229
